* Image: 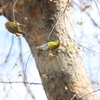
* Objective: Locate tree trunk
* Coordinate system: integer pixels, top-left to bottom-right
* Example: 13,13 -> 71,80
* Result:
0,0 -> 99,100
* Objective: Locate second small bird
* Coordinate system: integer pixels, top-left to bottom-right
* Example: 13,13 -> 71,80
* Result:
5,22 -> 25,35
36,42 -> 60,51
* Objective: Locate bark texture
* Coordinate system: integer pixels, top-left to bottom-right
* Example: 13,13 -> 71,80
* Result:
0,0 -> 99,100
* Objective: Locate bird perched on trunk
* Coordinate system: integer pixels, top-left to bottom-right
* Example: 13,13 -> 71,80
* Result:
36,41 -> 60,51
5,22 -> 25,36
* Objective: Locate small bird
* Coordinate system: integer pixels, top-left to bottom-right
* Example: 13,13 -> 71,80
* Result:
5,22 -> 25,35
36,42 -> 60,51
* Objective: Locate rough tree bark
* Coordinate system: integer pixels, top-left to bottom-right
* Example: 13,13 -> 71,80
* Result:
0,0 -> 99,100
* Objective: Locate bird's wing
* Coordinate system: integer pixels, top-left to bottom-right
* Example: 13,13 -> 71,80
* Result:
36,44 -> 49,51
12,24 -> 19,32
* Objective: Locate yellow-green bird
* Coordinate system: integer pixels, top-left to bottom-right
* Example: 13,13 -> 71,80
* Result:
5,22 -> 25,34
36,42 -> 60,51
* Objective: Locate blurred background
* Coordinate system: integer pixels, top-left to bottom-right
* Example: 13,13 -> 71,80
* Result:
0,0 -> 100,100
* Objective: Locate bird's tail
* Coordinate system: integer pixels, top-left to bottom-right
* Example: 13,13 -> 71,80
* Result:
18,29 -> 26,34
20,31 -> 26,34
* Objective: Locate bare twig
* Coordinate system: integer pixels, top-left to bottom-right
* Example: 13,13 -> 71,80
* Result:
78,88 -> 100,100
12,0 -> 18,22
0,36 -> 14,67
0,81 -> 42,85
0,0 -> 16,9
73,1 -> 100,28
94,0 -> 100,15
71,93 -> 78,100
13,50 -> 30,68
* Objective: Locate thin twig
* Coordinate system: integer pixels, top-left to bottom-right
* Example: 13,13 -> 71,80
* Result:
71,93 -> 78,100
94,0 -> 100,15
13,50 -> 31,68
12,0 -> 18,22
0,81 -> 42,85
0,0 -> 16,9
78,88 -> 100,100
